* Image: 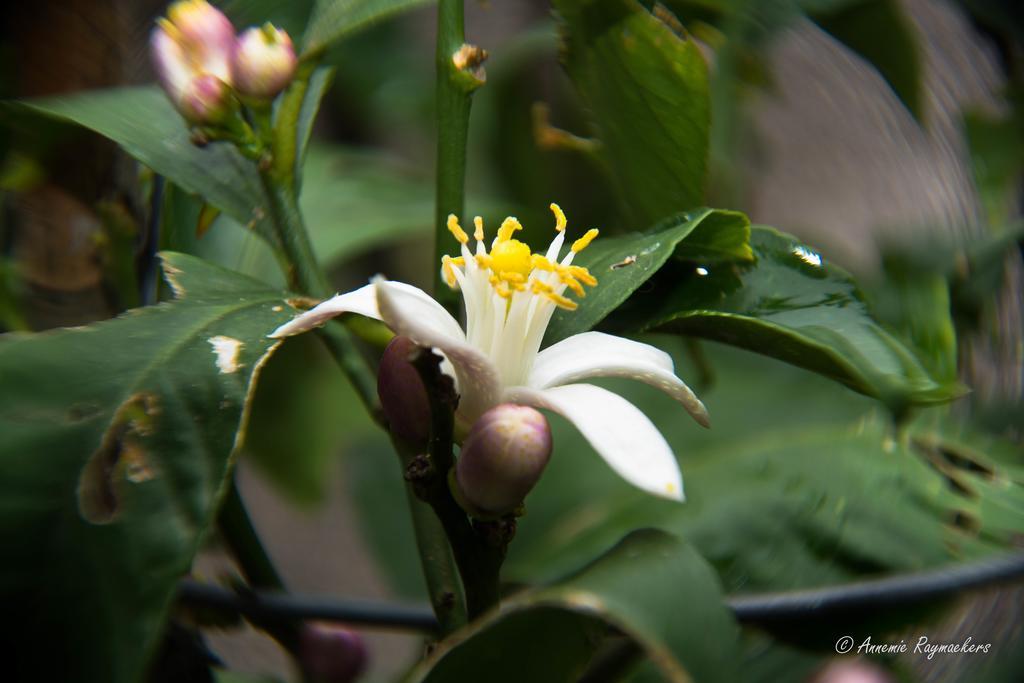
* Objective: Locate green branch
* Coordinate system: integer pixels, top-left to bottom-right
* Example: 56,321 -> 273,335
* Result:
434,0 -> 485,315
408,348 -> 510,622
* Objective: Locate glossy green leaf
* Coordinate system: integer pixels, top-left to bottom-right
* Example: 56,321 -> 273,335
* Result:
608,226 -> 963,407
810,0 -> 923,121
555,0 -> 711,225
13,88 -> 279,249
302,0 -> 434,56
408,530 -> 739,683
0,253 -> 293,683
544,208 -> 751,345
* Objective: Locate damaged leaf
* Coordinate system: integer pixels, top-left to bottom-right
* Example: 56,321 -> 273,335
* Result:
0,253 -> 292,683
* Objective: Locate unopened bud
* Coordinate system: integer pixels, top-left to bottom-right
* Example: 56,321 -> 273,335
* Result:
454,404 -> 552,516
166,0 -> 235,79
299,622 -> 367,683
151,0 -> 234,121
231,24 -> 298,100
377,336 -> 431,446
179,73 -> 232,124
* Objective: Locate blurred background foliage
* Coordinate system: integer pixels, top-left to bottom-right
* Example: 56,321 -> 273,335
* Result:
0,0 -> 1022,682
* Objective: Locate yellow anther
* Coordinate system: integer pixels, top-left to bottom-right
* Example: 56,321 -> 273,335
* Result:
531,254 -> 555,271
489,239 -> 532,279
547,291 -> 578,310
566,265 -> 597,287
499,271 -> 526,284
496,217 -> 523,243
447,214 -> 469,244
559,275 -> 586,298
571,228 -> 599,253
495,283 -> 512,300
532,280 -> 553,294
473,216 -> 485,242
476,254 -> 491,269
550,203 -> 567,232
441,255 -> 459,288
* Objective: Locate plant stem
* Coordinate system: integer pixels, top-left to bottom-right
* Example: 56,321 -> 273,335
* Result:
434,0 -> 472,314
408,348 -> 509,622
217,478 -> 300,651
394,442 -> 467,634
218,478 -> 285,590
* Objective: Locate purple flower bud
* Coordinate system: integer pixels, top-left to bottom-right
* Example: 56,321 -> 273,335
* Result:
377,336 -> 431,446
178,73 -> 232,124
455,404 -> 552,515
230,24 -> 298,100
299,622 -> 368,683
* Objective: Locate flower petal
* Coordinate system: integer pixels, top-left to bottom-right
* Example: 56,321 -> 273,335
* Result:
269,283 -> 381,338
375,279 -> 502,427
506,384 -> 684,501
528,331 -> 709,427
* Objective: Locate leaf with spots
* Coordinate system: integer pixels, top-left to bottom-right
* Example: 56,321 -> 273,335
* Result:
0,253 -> 295,683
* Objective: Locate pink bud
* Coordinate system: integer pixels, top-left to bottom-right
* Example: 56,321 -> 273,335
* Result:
150,24 -> 192,105
151,0 -> 235,121
377,336 -> 431,447
178,73 -> 232,124
230,24 -> 298,99
166,0 -> 235,82
455,404 -> 552,515
299,622 -> 368,683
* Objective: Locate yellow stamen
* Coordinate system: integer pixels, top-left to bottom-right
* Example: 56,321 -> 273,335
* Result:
476,254 -> 491,269
496,217 -> 523,243
447,214 -> 469,244
551,293 -> 578,309
571,229 -> 599,253
473,216 -> 485,242
558,273 -> 586,297
550,203 -> 567,232
441,255 -> 455,287
530,254 -> 555,271
566,265 -> 597,286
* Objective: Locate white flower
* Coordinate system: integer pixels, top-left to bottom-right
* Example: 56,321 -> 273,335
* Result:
270,204 -> 708,501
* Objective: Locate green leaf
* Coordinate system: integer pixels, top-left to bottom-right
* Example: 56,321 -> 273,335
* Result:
607,226 -> 963,407
0,253 -> 293,683
294,67 -> 335,189
544,207 -> 751,345
555,0 -> 711,225
810,0 -> 923,121
408,530 -> 739,683
13,87 -> 279,249
302,0 -> 434,57
869,249 -> 958,383
301,144 -> 436,263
